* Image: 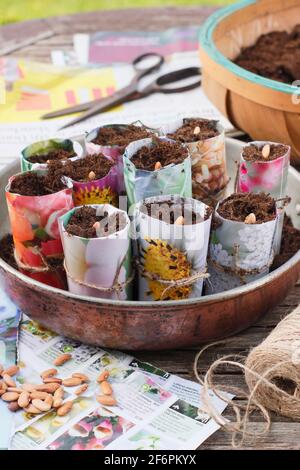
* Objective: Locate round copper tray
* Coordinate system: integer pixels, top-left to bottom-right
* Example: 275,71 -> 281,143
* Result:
1,139 -> 300,350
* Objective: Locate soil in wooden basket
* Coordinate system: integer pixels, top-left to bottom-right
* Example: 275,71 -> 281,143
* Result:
234,25 -> 300,83
65,205 -> 127,238
92,125 -> 153,148
217,193 -> 276,223
167,118 -> 220,143
27,148 -> 76,164
47,154 -> 114,183
9,170 -> 68,196
131,139 -> 188,171
243,144 -> 289,162
142,200 -> 212,225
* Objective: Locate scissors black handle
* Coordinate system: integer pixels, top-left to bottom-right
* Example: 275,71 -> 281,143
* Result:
146,67 -> 202,94
131,52 -> 165,82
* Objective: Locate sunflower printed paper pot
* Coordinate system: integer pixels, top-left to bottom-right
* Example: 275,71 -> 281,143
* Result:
5,170 -> 74,289
207,193 -> 278,294
21,138 -> 83,172
134,195 -> 212,301
59,205 -> 132,300
124,137 -> 192,209
160,118 -> 227,205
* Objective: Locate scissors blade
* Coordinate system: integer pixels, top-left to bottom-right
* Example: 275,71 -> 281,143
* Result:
42,82 -> 137,120
58,85 -> 139,130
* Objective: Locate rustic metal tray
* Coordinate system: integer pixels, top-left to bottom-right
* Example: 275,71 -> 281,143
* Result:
1,138 -> 300,350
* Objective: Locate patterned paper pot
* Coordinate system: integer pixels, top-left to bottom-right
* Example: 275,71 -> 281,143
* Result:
21,138 -> 83,172
123,137 -> 192,209
208,196 -> 278,294
71,158 -> 120,208
86,123 -> 156,194
238,141 -> 291,198
237,141 -> 291,254
5,171 -> 74,289
59,204 -> 132,300
134,195 -> 212,301
159,118 -> 227,204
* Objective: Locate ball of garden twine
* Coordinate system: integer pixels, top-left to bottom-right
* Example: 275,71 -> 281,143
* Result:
193,305 -> 300,448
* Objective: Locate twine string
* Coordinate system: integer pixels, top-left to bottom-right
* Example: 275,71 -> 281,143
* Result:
193,305 -> 300,447
135,257 -> 209,300
63,257 -> 134,296
13,248 -> 62,274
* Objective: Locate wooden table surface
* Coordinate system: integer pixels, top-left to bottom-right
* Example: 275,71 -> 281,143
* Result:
1,6 -> 300,450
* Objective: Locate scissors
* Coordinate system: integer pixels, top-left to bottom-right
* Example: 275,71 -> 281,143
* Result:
41,52 -> 201,130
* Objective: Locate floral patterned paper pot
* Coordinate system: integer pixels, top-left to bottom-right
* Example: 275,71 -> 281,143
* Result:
159,118 -> 227,205
208,193 -> 278,294
134,195 -> 212,301
238,142 -> 290,198
59,204 -> 132,300
21,138 -> 84,172
237,141 -> 291,254
124,137 -> 192,209
5,170 -> 74,289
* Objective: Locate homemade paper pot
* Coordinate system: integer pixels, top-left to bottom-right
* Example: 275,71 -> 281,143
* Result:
134,195 -> 212,301
237,141 -> 291,254
208,204 -> 278,294
160,119 -> 227,204
21,138 -> 83,172
71,156 -> 121,207
237,141 -> 290,198
124,137 -> 192,209
5,172 -> 74,289
59,204 -> 132,300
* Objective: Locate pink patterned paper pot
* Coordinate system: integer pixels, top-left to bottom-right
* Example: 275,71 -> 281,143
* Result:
86,123 -> 156,194
59,204 -> 132,300
5,170 -> 74,289
160,118 -> 227,205
21,138 -> 84,172
238,142 -> 290,198
124,137 -> 192,209
134,195 -> 212,301
237,141 -> 290,254
207,193 -> 278,294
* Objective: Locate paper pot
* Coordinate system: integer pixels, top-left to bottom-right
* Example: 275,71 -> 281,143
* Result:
237,141 -> 290,254
238,141 -> 290,198
71,157 -> 120,207
5,171 -> 74,289
123,137 -> 192,209
159,118 -> 227,204
21,138 -> 84,172
208,204 -> 278,294
134,195 -> 212,301
59,204 -> 132,300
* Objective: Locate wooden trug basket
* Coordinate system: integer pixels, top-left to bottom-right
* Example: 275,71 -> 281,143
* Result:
199,0 -> 300,164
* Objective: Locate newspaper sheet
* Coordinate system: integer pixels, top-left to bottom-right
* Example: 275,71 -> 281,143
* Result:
9,314 -> 231,450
